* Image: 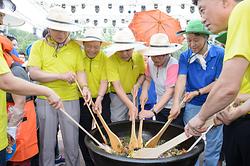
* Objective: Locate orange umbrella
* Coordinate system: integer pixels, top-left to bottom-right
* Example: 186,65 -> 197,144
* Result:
129,10 -> 184,45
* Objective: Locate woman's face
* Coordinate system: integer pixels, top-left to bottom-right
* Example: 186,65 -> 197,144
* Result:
151,54 -> 169,67
186,34 -> 207,54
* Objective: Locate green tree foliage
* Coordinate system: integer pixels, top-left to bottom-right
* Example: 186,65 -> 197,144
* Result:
8,28 -> 38,53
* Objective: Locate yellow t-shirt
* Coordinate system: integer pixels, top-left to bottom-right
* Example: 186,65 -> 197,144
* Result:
28,39 -> 84,100
239,77 -> 250,94
82,50 -> 108,98
0,45 -> 10,151
224,0 -> 250,93
107,52 -> 145,93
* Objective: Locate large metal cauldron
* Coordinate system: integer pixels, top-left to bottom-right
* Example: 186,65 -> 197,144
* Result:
85,120 -> 204,166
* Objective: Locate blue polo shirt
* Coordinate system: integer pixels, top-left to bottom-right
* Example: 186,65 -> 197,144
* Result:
179,45 -> 224,106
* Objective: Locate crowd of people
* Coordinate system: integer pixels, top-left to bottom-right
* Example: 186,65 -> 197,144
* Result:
0,0 -> 249,166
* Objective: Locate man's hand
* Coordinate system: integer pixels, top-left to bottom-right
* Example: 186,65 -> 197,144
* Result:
169,102 -> 181,119
215,105 -> 242,125
46,90 -> 63,110
93,96 -> 103,114
60,72 -> 76,84
82,86 -> 91,103
131,83 -> 140,98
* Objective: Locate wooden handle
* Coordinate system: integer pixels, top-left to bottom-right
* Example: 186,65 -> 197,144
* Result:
60,108 -> 102,147
75,79 -> 108,144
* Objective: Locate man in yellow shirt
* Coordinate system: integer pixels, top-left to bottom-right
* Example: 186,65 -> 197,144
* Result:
0,6 -> 62,166
28,7 -> 90,166
105,28 -> 145,122
76,28 -> 111,166
184,0 -> 250,165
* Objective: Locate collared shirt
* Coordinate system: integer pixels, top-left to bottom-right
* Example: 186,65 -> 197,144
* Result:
107,52 -> 145,93
82,50 -> 108,98
28,39 -> 84,100
224,0 -> 250,94
0,45 -> 10,151
146,57 -> 178,108
179,45 -> 224,106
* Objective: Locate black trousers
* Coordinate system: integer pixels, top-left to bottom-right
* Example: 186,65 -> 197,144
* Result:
156,107 -> 184,127
79,94 -> 111,166
223,115 -> 250,166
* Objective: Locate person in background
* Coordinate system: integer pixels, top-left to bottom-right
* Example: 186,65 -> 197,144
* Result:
170,20 -> 224,166
105,28 -> 145,122
6,36 -> 19,58
139,33 -> 183,126
75,28 -> 111,166
27,7 -> 91,166
0,6 -> 62,166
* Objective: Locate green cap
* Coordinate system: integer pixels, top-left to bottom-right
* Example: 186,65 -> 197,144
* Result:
177,20 -> 211,35
215,32 -> 227,44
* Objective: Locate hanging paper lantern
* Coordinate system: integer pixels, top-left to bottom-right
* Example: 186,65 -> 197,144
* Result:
166,5 -> 171,13
181,4 -> 185,9
119,5 -> 124,13
82,3 -> 85,9
154,4 -> 158,9
95,5 -> 100,13
141,5 -> 146,11
71,5 -> 76,13
190,6 -> 195,13
112,20 -> 116,26
108,4 -> 112,9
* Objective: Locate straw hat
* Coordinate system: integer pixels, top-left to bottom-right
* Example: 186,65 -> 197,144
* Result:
45,7 -> 80,32
104,28 -> 145,56
75,28 -> 110,46
142,33 -> 182,56
0,8 -> 25,27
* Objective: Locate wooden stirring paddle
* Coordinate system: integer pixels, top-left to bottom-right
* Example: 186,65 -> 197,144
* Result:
59,108 -> 113,154
145,100 -> 185,148
75,80 -> 108,145
90,100 -> 124,153
128,92 -> 139,150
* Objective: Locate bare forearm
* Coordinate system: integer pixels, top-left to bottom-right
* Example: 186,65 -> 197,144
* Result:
98,80 -> 108,96
154,88 -> 174,112
141,77 -> 150,93
198,57 -> 248,121
113,81 -> 133,108
136,74 -> 145,86
173,75 -> 186,104
28,67 -> 61,82
199,82 -> 215,95
11,94 -> 26,109
0,73 -> 54,97
76,71 -> 88,88
237,99 -> 250,116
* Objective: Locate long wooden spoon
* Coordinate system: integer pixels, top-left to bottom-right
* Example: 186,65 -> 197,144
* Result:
145,100 -> 185,148
59,108 -> 113,153
75,80 -> 107,144
128,92 -> 138,150
137,103 -> 144,148
90,100 -> 124,153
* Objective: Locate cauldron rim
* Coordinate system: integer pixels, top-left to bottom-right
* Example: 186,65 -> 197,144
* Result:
85,120 -> 204,164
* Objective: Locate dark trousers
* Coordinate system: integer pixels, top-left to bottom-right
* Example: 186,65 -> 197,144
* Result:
223,115 -> 250,166
0,148 -> 6,166
79,94 -> 111,166
156,107 -> 184,127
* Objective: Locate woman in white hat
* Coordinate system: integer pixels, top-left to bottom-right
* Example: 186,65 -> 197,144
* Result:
0,6 -> 62,166
76,28 -> 111,166
105,28 -> 145,122
27,7 -> 90,166
139,33 -> 183,125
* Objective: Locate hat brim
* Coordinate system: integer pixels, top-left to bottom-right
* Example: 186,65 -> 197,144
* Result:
75,38 -> 111,47
142,44 -> 182,56
104,42 -> 145,56
176,30 -> 211,35
0,9 -> 25,27
45,20 -> 81,32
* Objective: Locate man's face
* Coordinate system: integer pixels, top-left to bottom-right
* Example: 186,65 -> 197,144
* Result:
48,29 -> 69,44
187,34 -> 207,53
83,41 -> 101,58
198,0 -> 230,34
117,49 -> 134,61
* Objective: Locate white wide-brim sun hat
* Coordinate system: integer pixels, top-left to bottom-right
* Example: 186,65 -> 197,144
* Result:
75,28 -> 110,46
0,8 -> 25,27
104,28 -> 146,56
142,33 -> 182,56
45,7 -> 81,32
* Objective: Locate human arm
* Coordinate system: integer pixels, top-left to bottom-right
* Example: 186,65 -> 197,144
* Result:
93,80 -> 108,113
